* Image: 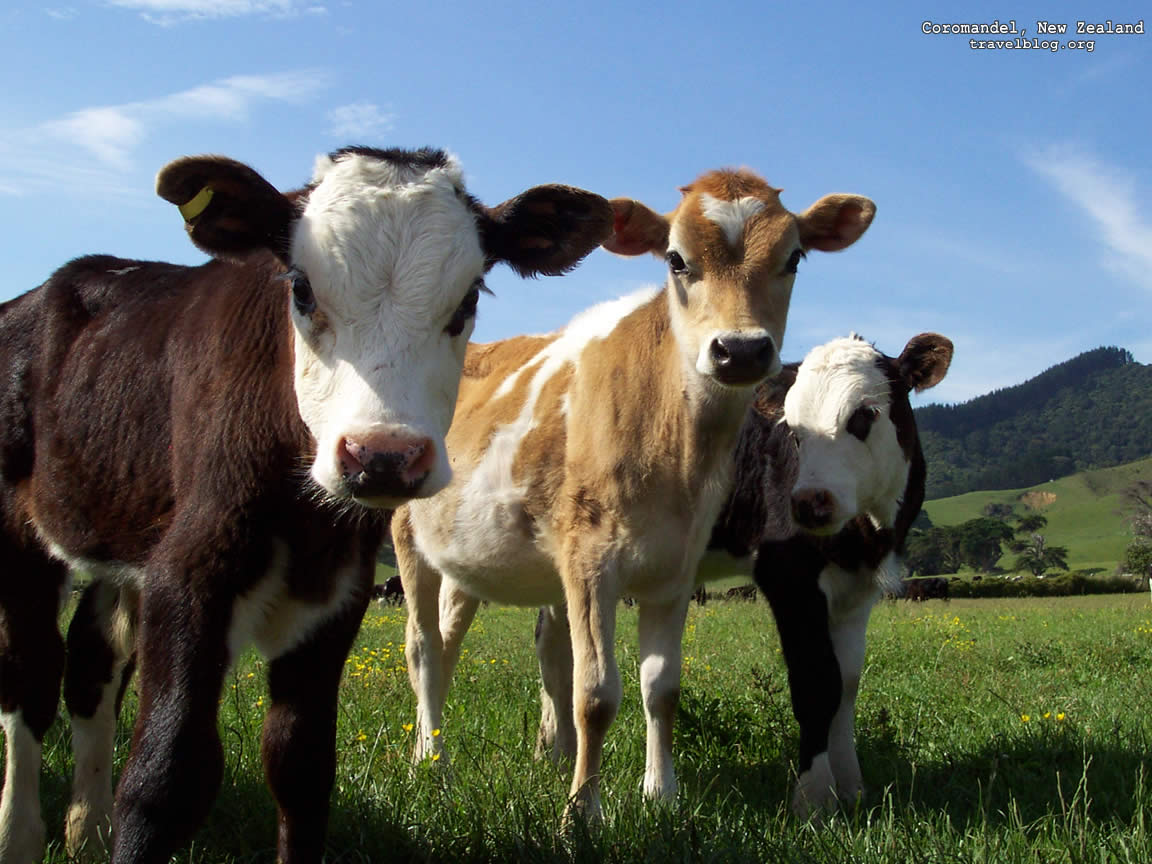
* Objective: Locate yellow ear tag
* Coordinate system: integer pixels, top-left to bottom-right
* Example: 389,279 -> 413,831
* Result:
178,186 -> 214,222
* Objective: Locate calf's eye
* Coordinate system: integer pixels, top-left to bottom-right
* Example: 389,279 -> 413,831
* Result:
846,405 -> 878,441
784,248 -> 804,275
288,269 -> 315,316
446,282 -> 482,337
666,251 -> 688,274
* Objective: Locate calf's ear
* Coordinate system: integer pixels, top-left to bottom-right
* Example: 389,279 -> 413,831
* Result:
601,198 -> 671,257
898,333 -> 953,392
797,194 -> 876,252
156,156 -> 298,264
479,185 -> 616,277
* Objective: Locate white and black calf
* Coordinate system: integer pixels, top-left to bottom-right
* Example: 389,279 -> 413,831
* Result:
706,332 -> 953,817
0,147 -> 613,863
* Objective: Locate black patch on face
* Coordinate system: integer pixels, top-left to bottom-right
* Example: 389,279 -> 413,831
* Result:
327,146 -> 450,173
845,406 -> 877,442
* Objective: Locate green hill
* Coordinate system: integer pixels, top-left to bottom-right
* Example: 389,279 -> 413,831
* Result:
916,347 -> 1152,499
922,456 -> 1152,572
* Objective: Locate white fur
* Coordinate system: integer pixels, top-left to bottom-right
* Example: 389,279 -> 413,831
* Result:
0,712 -> 45,864
66,668 -> 127,858
227,540 -> 363,662
699,194 -> 765,247
784,338 -> 909,533
820,564 -> 879,806
793,751 -> 836,819
412,289 -> 658,605
291,151 -> 486,505
638,597 -> 690,800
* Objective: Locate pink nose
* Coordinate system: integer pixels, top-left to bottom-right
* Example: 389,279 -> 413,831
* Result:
337,433 -> 436,500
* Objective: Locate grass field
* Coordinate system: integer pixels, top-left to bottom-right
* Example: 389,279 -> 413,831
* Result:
24,593 -> 1152,862
923,457 -> 1152,573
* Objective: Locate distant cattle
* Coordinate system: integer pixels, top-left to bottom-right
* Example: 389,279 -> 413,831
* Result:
725,584 -> 759,601
708,333 -> 953,817
0,147 -> 613,863
372,575 -> 406,605
903,577 -> 950,601
391,169 -> 876,821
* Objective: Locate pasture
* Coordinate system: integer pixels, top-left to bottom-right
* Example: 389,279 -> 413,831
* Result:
923,457 -> 1152,573
25,593 -> 1152,863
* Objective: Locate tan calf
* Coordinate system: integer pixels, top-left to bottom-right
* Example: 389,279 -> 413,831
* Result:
391,169 -> 875,820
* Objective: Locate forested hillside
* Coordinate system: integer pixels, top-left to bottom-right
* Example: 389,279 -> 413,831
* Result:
917,348 -> 1152,499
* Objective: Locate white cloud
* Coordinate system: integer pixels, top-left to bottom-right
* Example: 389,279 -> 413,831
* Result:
1024,146 -> 1152,291
0,70 -> 330,196
106,0 -> 324,23
45,7 -> 79,20
107,0 -> 320,19
43,106 -> 145,170
326,102 -> 396,140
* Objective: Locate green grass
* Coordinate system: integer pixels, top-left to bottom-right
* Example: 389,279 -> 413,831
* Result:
22,593 -> 1152,862
924,457 -> 1152,572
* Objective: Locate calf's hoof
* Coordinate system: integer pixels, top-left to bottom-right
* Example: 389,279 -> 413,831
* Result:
791,754 -> 838,820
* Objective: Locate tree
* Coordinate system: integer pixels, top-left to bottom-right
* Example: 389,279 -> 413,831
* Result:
1125,480 -> 1152,540
1009,513 -> 1048,553
1121,540 -> 1152,585
958,517 -> 1014,572
1014,513 -> 1048,534
1012,533 -> 1070,576
906,525 -> 962,577
982,502 -> 1015,522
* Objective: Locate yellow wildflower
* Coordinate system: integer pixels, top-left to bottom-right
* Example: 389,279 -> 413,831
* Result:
1020,714 -> 1030,723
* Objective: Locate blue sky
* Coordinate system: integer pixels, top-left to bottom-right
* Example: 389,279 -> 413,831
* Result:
1,0 -> 1148,405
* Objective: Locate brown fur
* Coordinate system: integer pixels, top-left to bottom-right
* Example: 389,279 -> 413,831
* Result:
395,169 -> 876,819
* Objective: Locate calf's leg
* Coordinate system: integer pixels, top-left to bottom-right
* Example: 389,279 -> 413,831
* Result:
64,581 -> 138,859
534,604 -> 576,763
636,596 -> 689,801
757,549 -> 842,818
262,584 -> 370,864
438,581 -> 480,702
394,516 -> 448,763
0,541 -> 67,864
826,585 -> 878,805
562,545 -> 620,822
112,574 -> 232,864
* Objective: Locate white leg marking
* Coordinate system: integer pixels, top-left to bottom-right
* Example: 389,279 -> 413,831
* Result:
792,751 -> 836,820
65,667 -> 127,859
637,596 -> 690,802
828,602 -> 872,805
819,564 -> 880,807
402,559 -> 447,764
0,712 -> 45,864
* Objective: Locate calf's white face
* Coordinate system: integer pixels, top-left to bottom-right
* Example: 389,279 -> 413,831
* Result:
784,334 -> 953,535
290,151 -> 484,506
156,147 -> 615,509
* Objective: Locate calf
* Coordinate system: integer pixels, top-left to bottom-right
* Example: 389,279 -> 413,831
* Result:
0,147 -> 613,863
708,333 -> 953,817
391,170 -> 875,820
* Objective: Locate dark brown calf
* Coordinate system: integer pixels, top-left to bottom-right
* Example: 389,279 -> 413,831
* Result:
0,147 -> 613,863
